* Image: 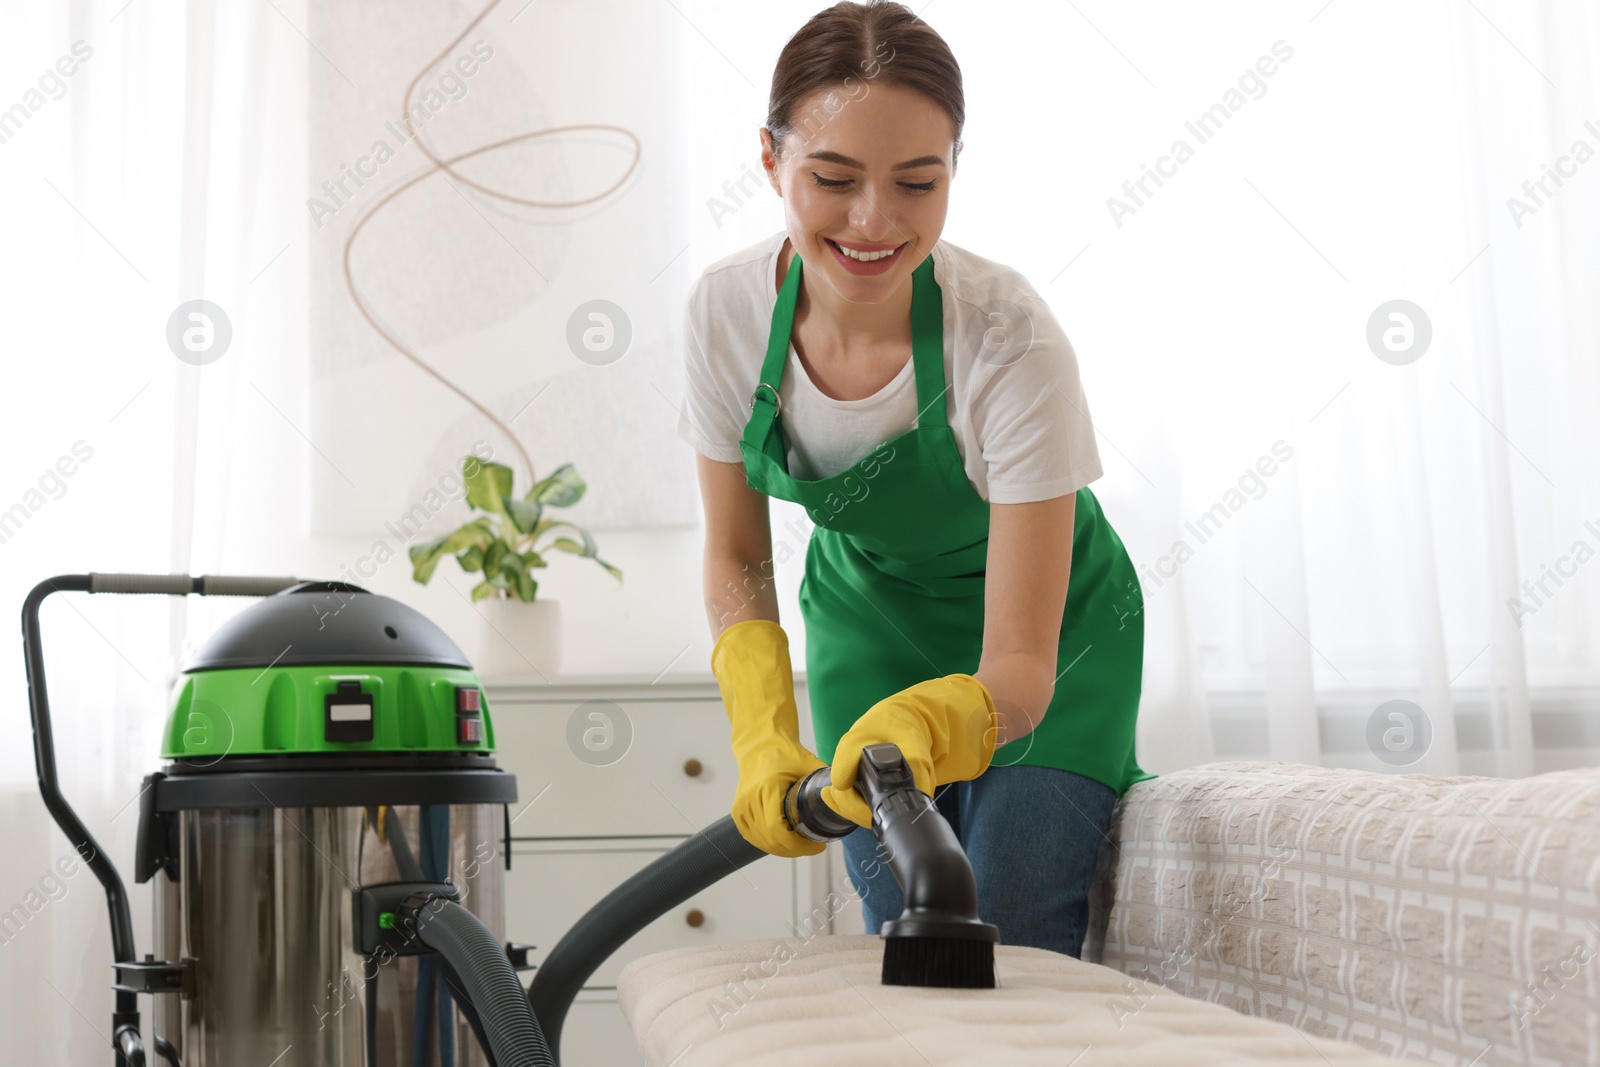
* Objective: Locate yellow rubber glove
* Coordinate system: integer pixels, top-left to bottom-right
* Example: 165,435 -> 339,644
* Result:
710,618 -> 829,857
820,673 -> 999,829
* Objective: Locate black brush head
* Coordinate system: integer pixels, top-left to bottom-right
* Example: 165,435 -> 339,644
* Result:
881,935 -> 996,989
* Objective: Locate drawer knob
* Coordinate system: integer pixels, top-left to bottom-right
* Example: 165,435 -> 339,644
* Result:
683,758 -> 703,778
685,908 -> 705,928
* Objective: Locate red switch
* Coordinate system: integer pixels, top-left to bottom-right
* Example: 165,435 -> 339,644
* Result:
456,685 -> 484,745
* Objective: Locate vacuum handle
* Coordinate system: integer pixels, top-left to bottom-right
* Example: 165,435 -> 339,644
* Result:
24,572 -> 300,1067
87,572 -> 301,596
198,574 -> 302,596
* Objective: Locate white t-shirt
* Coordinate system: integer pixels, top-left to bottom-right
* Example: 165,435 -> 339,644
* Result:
676,230 -> 1103,504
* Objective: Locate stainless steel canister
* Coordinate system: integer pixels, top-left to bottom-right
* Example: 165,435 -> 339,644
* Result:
150,802 -> 506,1067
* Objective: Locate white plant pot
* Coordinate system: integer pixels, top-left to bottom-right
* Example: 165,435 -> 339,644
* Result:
469,596 -> 562,677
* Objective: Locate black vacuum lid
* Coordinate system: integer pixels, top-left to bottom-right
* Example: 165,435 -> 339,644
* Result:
183,581 -> 472,671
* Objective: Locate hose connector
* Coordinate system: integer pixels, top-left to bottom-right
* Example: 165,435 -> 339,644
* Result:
783,765 -> 857,842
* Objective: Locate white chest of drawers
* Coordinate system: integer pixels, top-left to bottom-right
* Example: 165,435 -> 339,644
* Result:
483,673 -> 844,1066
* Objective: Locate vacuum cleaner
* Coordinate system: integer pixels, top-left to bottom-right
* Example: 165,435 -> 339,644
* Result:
23,573 -> 997,1067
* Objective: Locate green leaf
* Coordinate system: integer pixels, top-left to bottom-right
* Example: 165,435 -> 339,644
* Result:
497,549 -> 534,601
470,579 -> 499,602
540,522 -> 598,558
543,524 -> 623,583
505,498 -> 543,535
410,518 -> 498,585
410,534 -> 458,583
440,519 -> 495,554
459,545 -> 484,573
409,540 -> 446,585
526,463 -> 585,508
464,458 -> 515,516
482,539 -> 508,578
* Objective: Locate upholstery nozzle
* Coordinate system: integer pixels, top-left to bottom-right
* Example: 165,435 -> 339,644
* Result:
783,742 -> 999,986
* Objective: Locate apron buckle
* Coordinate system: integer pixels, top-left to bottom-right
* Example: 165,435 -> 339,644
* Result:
749,382 -> 782,413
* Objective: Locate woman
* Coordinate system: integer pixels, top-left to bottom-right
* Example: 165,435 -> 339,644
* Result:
680,0 -> 1148,958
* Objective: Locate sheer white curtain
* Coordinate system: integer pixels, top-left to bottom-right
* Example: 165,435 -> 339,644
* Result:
0,0 -> 308,1057
681,0 -> 1599,778
1119,0 -> 1600,779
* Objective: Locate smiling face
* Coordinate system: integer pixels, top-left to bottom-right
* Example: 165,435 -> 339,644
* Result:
762,81 -> 957,306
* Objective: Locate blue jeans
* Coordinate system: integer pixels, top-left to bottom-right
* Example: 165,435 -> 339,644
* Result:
840,764 -> 1117,958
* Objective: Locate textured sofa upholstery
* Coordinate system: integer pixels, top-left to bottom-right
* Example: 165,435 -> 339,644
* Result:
1087,761 -> 1600,1067
618,934 -> 1412,1066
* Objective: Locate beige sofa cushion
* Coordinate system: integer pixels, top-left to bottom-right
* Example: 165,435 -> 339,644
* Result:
1093,761 -> 1600,1066
617,933 -> 1409,1066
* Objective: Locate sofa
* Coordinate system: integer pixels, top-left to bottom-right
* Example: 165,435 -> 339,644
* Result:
616,762 -> 1600,1066
1087,761 -> 1600,1067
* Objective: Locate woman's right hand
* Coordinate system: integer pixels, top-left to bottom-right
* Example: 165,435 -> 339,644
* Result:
711,618 -> 830,857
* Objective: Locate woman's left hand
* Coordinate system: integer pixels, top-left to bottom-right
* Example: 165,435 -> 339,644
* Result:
820,673 -> 999,828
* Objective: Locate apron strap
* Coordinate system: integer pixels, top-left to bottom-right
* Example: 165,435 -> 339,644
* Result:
742,247 -> 946,458
742,250 -> 802,458
908,252 -> 947,427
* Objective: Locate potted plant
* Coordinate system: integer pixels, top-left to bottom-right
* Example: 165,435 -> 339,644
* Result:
409,455 -> 621,675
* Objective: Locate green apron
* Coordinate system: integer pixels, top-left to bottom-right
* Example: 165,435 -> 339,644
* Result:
738,247 -> 1150,796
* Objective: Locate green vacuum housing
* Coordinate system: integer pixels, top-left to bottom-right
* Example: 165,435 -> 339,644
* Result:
163,580 -> 495,758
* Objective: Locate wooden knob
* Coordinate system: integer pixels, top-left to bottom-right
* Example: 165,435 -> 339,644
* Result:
685,908 -> 705,928
683,758 -> 703,778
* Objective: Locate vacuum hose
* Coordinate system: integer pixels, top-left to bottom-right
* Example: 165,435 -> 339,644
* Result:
526,815 -> 764,1055
523,746 -> 998,1055
401,895 -> 555,1067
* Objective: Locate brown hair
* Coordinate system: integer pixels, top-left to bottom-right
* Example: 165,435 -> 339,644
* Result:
765,1 -> 964,168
